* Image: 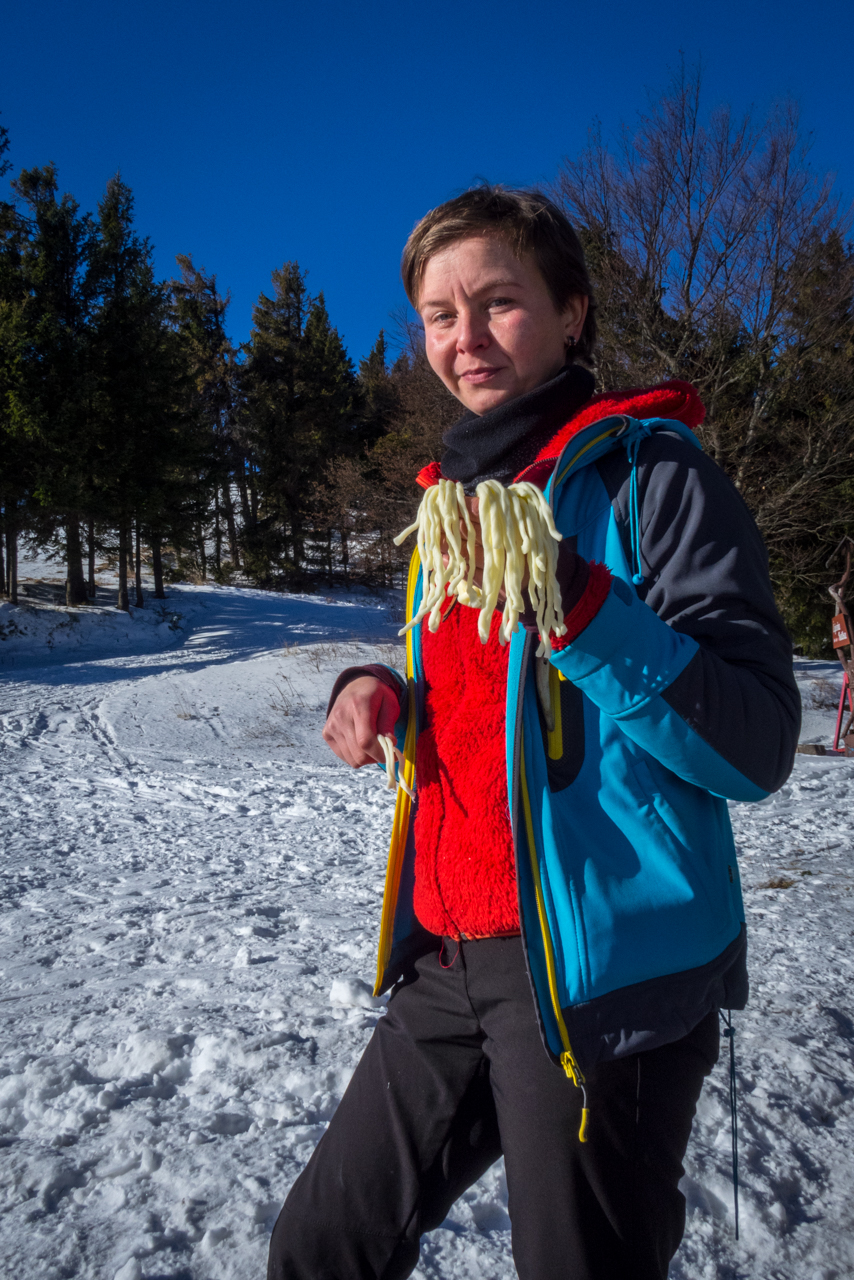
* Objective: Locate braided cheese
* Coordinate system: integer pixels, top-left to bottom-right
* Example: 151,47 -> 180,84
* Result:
394,479 -> 566,658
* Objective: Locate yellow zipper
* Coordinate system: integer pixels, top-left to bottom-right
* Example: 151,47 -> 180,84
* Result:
546,662 -> 564,761
519,742 -> 589,1142
373,549 -> 420,996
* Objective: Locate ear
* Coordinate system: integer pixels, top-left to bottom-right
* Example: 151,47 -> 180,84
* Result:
563,295 -> 589,346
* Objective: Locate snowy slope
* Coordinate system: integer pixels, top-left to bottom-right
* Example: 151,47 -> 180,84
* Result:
1,581 -> 853,1280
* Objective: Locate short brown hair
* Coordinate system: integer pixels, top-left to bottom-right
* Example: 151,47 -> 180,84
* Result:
401,184 -> 597,364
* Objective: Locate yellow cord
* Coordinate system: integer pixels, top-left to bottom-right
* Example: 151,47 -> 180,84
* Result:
373,550 -> 420,996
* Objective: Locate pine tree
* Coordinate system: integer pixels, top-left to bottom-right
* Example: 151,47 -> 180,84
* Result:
297,293 -> 359,575
90,176 -> 199,609
240,263 -> 314,578
314,343 -> 458,587
8,163 -> 97,605
0,119 -> 25,603
170,255 -> 242,573
241,273 -> 360,581
358,330 -> 399,445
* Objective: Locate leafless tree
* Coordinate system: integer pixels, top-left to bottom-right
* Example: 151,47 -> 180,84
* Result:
313,344 -> 458,587
555,63 -> 854,648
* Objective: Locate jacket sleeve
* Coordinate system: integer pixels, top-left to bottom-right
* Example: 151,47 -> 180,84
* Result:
325,663 -> 408,761
326,664 -> 406,720
548,432 -> 801,800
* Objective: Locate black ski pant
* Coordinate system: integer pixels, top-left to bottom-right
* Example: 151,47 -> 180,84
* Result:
267,935 -> 719,1280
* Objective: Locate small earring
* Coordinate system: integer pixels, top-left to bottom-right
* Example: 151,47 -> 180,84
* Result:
566,335 -> 576,352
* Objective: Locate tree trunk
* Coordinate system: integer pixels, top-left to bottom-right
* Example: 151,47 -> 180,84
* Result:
7,514 -> 17,606
0,510 -> 5,596
126,539 -> 135,582
291,517 -> 303,575
248,469 -> 258,524
151,535 -> 166,599
237,462 -> 252,528
66,519 -> 88,606
214,495 -> 222,576
197,525 -> 207,580
117,524 -> 130,611
134,520 -> 144,607
222,482 -> 240,566
87,519 -> 96,599
341,529 -> 349,582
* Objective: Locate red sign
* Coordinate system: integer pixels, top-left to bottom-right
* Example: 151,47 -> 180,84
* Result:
832,614 -> 850,648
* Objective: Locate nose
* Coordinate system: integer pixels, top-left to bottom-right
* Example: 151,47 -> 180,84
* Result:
455,305 -> 489,354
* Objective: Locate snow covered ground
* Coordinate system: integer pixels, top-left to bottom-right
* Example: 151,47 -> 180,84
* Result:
1,566 -> 853,1280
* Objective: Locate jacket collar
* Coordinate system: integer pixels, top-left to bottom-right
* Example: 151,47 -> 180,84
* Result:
416,379 -> 705,492
439,363 -> 595,493
513,379 -> 705,490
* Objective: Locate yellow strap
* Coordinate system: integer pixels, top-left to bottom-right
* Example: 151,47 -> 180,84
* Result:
520,743 -> 588,1140
373,549 -> 420,995
547,663 -> 563,761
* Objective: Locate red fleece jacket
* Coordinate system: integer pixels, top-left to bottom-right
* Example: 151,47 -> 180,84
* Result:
411,381 -> 704,941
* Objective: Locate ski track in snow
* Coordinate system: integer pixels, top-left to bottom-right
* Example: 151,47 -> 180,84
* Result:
1,577 -> 853,1280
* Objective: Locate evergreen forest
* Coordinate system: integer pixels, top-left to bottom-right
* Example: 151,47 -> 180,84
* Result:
2,70 -> 853,655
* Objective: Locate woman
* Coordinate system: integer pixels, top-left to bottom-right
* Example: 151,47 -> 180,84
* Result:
267,185 -> 800,1279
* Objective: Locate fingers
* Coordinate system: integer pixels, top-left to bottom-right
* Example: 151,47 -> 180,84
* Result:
322,676 -> 401,769
376,689 -> 401,740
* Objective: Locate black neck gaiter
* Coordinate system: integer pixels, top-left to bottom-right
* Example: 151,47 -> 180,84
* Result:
440,363 -> 595,494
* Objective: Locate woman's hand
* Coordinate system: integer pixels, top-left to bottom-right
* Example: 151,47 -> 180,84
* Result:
322,676 -> 401,768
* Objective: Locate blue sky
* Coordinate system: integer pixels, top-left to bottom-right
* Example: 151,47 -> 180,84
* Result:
3,0 -> 852,365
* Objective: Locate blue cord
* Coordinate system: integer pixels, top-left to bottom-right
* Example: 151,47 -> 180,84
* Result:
626,433 -> 646,585
623,416 -> 700,588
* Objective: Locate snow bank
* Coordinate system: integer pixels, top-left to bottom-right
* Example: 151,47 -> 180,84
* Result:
1,581 -> 852,1279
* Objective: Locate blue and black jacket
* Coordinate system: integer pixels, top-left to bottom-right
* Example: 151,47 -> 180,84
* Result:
372,412 -> 800,1087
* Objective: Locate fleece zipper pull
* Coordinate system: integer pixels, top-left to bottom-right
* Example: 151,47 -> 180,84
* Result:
560,1049 -> 589,1142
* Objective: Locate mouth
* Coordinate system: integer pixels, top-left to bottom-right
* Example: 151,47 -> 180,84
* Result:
459,366 -> 503,385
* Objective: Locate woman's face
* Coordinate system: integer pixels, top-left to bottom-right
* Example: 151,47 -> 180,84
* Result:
417,234 -> 587,415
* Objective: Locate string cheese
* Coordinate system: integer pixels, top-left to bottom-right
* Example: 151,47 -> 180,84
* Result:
394,479 -> 566,658
379,733 -> 415,799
